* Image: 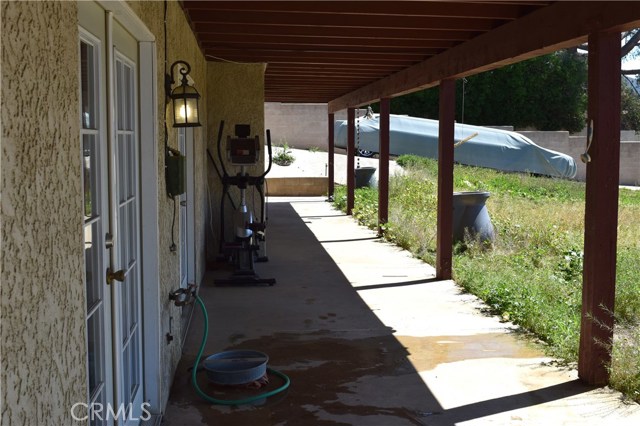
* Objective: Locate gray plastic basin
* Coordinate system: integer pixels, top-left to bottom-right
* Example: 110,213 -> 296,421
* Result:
203,350 -> 269,385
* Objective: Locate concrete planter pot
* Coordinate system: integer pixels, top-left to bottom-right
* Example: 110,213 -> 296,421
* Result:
452,191 -> 495,244
355,166 -> 377,188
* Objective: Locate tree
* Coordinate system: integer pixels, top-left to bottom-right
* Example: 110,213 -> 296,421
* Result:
621,78 -> 640,131
378,50 -> 588,132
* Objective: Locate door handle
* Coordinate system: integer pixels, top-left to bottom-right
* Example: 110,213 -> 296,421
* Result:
180,200 -> 187,207
106,267 -> 126,285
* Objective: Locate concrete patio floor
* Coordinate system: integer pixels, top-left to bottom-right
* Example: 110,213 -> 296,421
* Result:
163,197 -> 640,426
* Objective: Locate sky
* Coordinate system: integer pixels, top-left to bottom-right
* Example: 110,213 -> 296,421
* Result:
622,57 -> 640,75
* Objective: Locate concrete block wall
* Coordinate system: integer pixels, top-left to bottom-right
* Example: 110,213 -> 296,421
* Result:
265,102 -> 346,150
519,131 -> 640,185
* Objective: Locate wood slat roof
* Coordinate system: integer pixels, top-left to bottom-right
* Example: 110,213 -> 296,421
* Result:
180,1 -> 640,107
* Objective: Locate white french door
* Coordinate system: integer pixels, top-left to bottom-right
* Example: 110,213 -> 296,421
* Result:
112,47 -> 144,425
80,2 -> 144,424
80,28 -> 112,426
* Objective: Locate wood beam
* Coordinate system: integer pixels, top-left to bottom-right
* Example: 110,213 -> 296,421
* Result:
378,98 -> 390,236
578,31 -> 621,386
266,64 -> 402,74
203,43 -> 444,55
346,108 -> 355,215
267,70 -> 389,79
186,10 -> 500,32
193,23 -> 479,42
185,1 -> 533,20
328,1 -> 640,112
199,34 -> 458,49
328,112 -> 335,200
205,48 -> 425,65
436,80 -> 455,280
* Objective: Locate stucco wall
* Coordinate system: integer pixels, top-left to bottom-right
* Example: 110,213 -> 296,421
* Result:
206,62 -> 266,259
1,1 -> 86,425
127,0 -> 208,409
1,1 -> 214,423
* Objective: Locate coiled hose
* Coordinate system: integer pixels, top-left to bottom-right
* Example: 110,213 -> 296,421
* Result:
192,295 -> 291,405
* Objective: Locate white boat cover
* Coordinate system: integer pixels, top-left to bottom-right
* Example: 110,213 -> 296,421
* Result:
334,114 -> 577,178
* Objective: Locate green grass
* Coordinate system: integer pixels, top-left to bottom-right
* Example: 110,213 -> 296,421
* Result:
333,155 -> 640,402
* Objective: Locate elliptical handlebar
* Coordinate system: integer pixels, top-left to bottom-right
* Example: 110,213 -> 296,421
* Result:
259,129 -> 273,180
216,120 -> 228,177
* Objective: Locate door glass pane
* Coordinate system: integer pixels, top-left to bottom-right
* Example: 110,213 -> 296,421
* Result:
83,134 -> 98,219
84,221 -> 101,309
128,200 -> 136,266
129,330 -> 140,400
118,134 -> 126,203
87,310 -> 104,397
128,133 -> 135,198
128,263 -> 136,332
80,42 -> 96,130
89,387 -> 106,426
125,63 -> 133,131
117,61 -> 124,131
123,340 -> 131,405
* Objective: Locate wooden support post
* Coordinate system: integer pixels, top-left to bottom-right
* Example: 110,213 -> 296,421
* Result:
346,107 -> 355,215
579,31 -> 621,386
378,98 -> 390,236
436,80 -> 455,280
328,112 -> 335,200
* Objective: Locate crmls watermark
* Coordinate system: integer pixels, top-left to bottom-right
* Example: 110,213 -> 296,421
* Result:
70,402 -> 152,422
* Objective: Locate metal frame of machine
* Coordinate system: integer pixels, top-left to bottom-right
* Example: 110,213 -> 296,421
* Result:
211,121 -> 275,286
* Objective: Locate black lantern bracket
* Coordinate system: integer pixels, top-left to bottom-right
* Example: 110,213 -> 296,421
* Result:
165,60 -> 202,128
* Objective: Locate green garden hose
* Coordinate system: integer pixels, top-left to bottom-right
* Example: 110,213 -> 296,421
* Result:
192,295 -> 291,405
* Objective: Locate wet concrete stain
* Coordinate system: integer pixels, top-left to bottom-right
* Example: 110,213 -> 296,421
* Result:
228,333 -> 246,344
165,331 -> 437,425
164,331 -> 545,425
396,332 -> 544,372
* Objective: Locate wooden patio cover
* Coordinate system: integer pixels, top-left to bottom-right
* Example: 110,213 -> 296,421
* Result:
180,1 -> 640,386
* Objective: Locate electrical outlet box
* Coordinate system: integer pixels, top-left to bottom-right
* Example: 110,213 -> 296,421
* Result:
166,153 -> 186,197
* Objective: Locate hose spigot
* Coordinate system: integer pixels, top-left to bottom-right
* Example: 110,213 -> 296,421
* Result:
169,288 -> 190,306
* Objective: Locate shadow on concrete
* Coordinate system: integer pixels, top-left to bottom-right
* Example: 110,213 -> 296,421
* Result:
435,380 -> 596,424
165,202 -> 447,425
319,236 -> 381,244
355,277 -> 442,291
163,201 -> 597,426
297,214 -> 348,219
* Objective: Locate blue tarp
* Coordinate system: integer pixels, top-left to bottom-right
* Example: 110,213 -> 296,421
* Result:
335,114 -> 577,179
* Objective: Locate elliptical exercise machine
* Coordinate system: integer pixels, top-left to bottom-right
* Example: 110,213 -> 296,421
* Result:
212,121 -> 275,286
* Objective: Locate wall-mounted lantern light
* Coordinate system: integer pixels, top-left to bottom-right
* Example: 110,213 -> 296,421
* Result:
166,60 -> 201,127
